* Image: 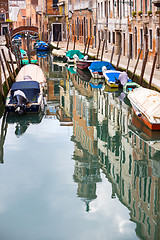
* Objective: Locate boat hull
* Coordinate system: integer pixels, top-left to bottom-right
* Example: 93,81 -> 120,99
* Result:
132,104 -> 160,131
76,60 -> 93,70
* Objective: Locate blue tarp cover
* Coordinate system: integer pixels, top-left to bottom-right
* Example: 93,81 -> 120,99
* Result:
10,81 -> 40,103
35,41 -> 49,47
66,50 -> 84,59
89,61 -> 115,72
104,71 -> 121,82
11,81 -> 40,91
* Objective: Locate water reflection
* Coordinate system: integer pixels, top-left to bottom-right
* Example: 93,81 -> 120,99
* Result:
66,67 -> 160,239
6,110 -> 44,137
0,55 -> 160,239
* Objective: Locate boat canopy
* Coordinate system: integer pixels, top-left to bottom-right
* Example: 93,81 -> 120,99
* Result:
89,61 -> 115,72
128,87 -> 160,119
10,81 -> 40,103
16,64 -> 46,83
66,50 -> 84,59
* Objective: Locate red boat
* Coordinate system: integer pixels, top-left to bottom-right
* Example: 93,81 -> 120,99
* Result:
76,59 -> 95,70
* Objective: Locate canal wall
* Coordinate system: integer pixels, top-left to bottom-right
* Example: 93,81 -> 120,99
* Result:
51,41 -> 160,91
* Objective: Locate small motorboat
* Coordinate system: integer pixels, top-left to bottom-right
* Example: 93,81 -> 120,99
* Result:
12,34 -> 22,44
5,64 -> 46,114
20,48 -> 27,58
102,68 -> 132,88
128,87 -> 160,130
34,41 -> 49,51
66,50 -> 84,63
75,55 -> 95,70
123,82 -> 140,94
89,61 -> 115,79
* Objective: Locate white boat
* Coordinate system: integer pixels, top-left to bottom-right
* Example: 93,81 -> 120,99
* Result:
5,64 -> 46,114
128,87 -> 160,130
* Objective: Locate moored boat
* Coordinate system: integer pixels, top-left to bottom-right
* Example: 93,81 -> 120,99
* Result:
102,68 -> 132,88
5,64 -> 46,114
128,87 -> 160,130
34,41 -> 49,51
66,50 -> 84,63
89,61 -> 115,79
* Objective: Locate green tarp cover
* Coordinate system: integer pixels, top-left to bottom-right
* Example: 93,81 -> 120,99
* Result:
66,50 -> 84,59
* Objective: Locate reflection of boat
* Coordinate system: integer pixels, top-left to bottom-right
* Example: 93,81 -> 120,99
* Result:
76,68 -> 91,82
36,51 -> 49,58
129,113 -> 160,150
34,41 -> 49,51
22,58 -> 38,65
89,61 -> 115,79
66,65 -> 76,74
128,87 -> 160,130
5,64 -> 46,114
6,110 -> 44,137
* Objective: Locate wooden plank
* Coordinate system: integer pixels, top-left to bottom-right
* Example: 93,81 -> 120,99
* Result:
96,39 -> 101,59
0,54 -> 9,90
1,49 -> 14,82
140,49 -> 149,85
148,52 -> 158,89
8,49 -> 16,78
101,39 -> 106,61
131,48 -> 142,81
0,64 -> 5,102
116,47 -> 122,69
110,46 -> 114,64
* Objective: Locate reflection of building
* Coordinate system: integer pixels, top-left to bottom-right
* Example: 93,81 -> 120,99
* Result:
97,90 -> 160,239
71,71 -> 101,211
72,136 -> 101,212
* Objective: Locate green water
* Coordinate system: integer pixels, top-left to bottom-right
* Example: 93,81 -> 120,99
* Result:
0,55 -> 159,240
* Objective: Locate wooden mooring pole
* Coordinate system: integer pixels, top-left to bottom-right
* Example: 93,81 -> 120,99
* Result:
0,64 -> 5,103
27,33 -> 31,64
140,49 -> 149,86
66,36 -> 70,51
1,49 -> 15,83
73,36 -> 76,50
131,48 -> 142,81
110,46 -> 114,64
101,39 -> 106,61
8,49 -> 16,78
96,39 -> 101,59
83,37 -> 88,55
116,48 -> 122,70
57,32 -> 61,48
126,54 -> 131,73
0,54 -> 9,90
86,37 -> 91,55
148,52 -> 158,89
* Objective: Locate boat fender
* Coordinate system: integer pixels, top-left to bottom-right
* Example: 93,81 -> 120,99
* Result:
136,111 -> 142,117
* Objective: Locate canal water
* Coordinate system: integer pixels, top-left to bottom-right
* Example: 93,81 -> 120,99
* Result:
0,52 -> 159,240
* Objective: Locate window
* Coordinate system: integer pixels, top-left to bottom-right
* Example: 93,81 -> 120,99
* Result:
140,28 -> 143,47
113,31 -> 115,44
53,0 -> 58,7
149,29 -> 153,51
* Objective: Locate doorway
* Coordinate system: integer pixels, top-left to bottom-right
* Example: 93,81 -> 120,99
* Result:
52,23 -> 62,41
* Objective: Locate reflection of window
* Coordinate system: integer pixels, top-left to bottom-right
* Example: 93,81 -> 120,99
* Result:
53,0 -> 58,7
0,13 -> 5,22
